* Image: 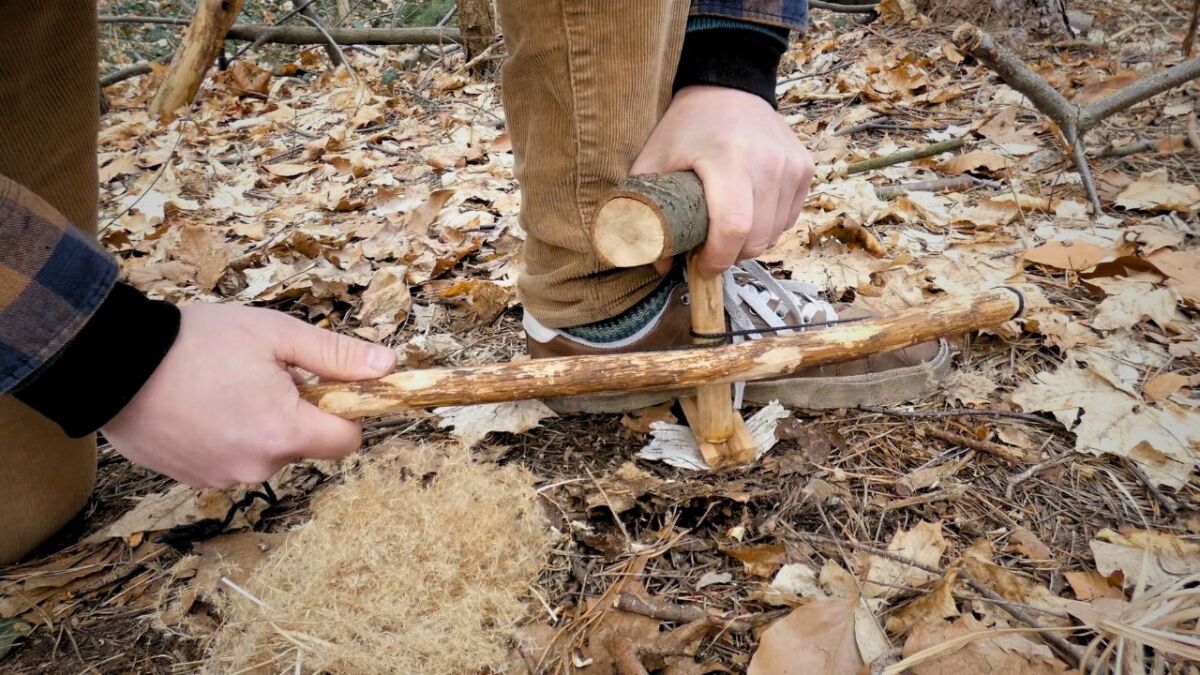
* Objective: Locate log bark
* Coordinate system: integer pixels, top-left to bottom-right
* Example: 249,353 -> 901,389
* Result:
456,0 -> 496,74
149,0 -> 245,117
98,16 -> 462,45
592,172 -> 707,268
300,288 -> 1024,418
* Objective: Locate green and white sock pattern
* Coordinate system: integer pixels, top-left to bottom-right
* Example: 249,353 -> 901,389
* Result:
563,276 -> 677,343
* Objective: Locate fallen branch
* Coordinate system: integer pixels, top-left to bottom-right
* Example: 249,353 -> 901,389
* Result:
98,15 -> 462,45
845,137 -> 965,175
149,0 -> 246,116
875,175 -> 975,199
810,0 -> 878,13
614,592 -> 754,634
100,61 -> 154,87
953,23 -> 1200,214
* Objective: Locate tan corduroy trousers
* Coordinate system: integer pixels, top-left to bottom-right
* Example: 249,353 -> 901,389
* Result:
0,0 -> 688,563
0,0 -> 101,563
497,0 -> 689,327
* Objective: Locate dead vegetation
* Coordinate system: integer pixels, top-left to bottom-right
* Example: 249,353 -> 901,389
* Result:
1,0 -> 1199,672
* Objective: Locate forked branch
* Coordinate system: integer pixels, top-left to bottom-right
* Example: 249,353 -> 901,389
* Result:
952,23 -> 1200,214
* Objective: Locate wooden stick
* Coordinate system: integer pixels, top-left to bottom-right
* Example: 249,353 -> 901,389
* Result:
98,16 -> 462,45
301,288 -> 1024,417
149,0 -> 245,117
845,137 -> 965,175
592,172 -> 707,268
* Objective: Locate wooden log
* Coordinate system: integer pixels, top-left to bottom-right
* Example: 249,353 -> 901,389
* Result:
98,16 -> 462,45
301,288 -> 1024,418
592,172 -> 706,268
149,0 -> 245,117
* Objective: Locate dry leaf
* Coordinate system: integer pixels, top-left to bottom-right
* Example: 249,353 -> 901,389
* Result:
1063,570 -> 1124,601
886,569 -> 959,635
748,596 -> 864,675
939,150 -> 1010,175
1114,170 -> 1200,212
1073,71 -> 1140,105
764,563 -> 824,605
1144,372 -> 1189,402
358,265 -> 412,328
862,521 -> 948,598
1090,528 -> 1200,590
264,163 -> 315,178
175,225 -> 231,291
1023,240 -> 1113,271
1090,286 -> 1181,331
585,462 -> 663,514
620,403 -> 677,434
407,189 -> 455,235
229,60 -> 271,96
1146,248 -> 1200,304
1007,526 -> 1053,561
961,541 -> 1070,625
433,400 -> 557,448
901,613 -> 1069,674
723,542 -> 787,578
1012,356 -> 1200,488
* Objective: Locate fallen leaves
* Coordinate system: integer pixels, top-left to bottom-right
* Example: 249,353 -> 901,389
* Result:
900,614 -> 1069,674
1090,529 -> 1200,590
862,521 -> 948,598
748,596 -> 867,675
1114,170 -> 1200,212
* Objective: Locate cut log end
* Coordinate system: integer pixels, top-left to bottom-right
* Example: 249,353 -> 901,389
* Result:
593,197 -> 667,268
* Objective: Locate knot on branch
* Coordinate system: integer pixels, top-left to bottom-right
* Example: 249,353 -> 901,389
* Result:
952,23 -> 984,52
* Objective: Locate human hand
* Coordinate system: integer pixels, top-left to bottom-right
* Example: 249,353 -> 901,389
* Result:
630,85 -> 815,277
102,304 -> 396,488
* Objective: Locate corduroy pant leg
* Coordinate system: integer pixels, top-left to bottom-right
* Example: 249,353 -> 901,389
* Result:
496,0 -> 689,328
0,0 -> 101,564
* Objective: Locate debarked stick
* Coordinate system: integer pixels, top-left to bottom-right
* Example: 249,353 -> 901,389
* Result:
301,288 -> 1023,418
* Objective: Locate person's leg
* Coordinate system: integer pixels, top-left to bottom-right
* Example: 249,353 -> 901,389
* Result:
496,0 -> 690,329
0,0 -> 101,564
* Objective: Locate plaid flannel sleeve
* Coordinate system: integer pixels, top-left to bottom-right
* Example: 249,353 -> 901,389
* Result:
688,0 -> 808,30
0,174 -> 118,394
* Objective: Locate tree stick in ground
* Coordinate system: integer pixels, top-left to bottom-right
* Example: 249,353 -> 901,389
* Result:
149,0 -> 246,116
298,2 -> 344,67
300,288 -> 1023,417
456,0 -> 496,74
845,137 -> 965,175
954,23 -> 1200,214
99,16 -> 461,45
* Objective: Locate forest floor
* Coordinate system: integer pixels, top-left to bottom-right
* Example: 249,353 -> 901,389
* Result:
2,0 -> 1200,673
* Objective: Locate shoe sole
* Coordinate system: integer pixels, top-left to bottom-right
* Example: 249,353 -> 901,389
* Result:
542,340 -> 952,414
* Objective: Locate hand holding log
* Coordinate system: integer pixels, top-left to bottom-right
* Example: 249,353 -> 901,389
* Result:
591,171 -> 707,268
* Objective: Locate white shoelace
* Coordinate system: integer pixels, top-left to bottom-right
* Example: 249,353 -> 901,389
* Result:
716,261 -> 838,408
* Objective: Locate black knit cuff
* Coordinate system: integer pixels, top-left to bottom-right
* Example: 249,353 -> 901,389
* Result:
673,27 -> 789,108
15,283 -> 181,437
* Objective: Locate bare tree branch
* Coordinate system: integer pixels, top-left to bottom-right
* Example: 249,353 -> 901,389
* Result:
98,16 -> 461,45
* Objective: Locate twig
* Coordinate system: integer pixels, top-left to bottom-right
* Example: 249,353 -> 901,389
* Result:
833,116 -> 886,136
1006,452 -> 1075,499
875,175 -> 976,199
810,0 -> 877,13
1120,457 -> 1179,515
923,428 -> 1028,465
845,138 -> 965,175
100,61 -> 155,87
614,592 -> 752,634
859,406 -> 1058,426
1097,137 -> 1158,158
98,16 -> 462,45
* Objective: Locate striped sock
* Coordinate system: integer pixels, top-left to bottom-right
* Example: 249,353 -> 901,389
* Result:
563,275 -> 678,343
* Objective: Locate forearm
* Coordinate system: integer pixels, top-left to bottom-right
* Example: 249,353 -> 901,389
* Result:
677,1 -> 808,106
0,174 -> 181,437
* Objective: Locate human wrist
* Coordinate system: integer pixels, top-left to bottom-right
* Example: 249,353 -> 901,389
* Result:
14,283 -> 181,437
672,19 -> 789,108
